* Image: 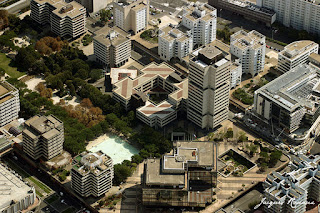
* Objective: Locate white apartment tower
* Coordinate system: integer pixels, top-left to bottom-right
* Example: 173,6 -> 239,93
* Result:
257,0 -> 320,36
113,0 -> 149,34
23,115 -> 64,160
278,40 -> 319,73
30,0 -> 86,38
187,45 -> 231,129
230,30 -> 266,77
158,25 -> 193,61
93,26 -> 131,67
0,81 -> 19,127
71,151 -> 114,197
181,3 -> 217,47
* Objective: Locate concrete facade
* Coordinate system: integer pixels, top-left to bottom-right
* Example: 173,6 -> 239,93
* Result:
113,0 -> 149,34
187,44 -> 231,129
0,81 -> 19,127
31,0 -> 86,38
230,30 -> 266,77
23,115 -> 64,160
258,0 -> 320,35
93,26 -> 131,67
278,40 -> 319,73
71,150 -> 114,197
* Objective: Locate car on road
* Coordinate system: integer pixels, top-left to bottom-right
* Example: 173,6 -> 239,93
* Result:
266,45 -> 270,48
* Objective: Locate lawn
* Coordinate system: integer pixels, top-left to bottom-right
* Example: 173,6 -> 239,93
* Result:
29,176 -> 51,193
0,53 -> 25,78
46,194 -> 59,204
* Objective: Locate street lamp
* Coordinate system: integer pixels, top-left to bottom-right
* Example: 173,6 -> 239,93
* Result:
271,28 -> 278,40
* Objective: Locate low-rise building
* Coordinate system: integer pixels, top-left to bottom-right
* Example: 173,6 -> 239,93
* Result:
23,115 -> 64,160
113,0 -> 149,34
263,154 -> 320,213
93,26 -> 131,68
253,64 -> 320,144
31,0 -> 86,38
230,30 -> 266,77
278,40 -> 319,73
158,24 -> 193,61
0,164 -> 37,213
181,3 -> 217,46
0,81 -> 19,127
71,150 -> 113,197
142,141 -> 217,207
112,62 -> 188,128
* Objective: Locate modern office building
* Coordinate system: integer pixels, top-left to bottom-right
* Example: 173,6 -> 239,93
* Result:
0,81 -> 19,127
181,3 -> 217,46
253,64 -> 320,143
71,150 -> 114,197
187,44 -> 231,129
263,154 -> 320,213
113,0 -> 149,34
93,26 -> 131,67
309,52 -> 320,69
143,141 -> 217,207
278,40 -> 319,73
230,30 -> 266,77
0,164 -> 37,213
209,0 -> 276,26
257,0 -> 320,35
112,62 -> 188,128
158,24 -> 193,61
75,0 -> 111,13
23,115 -> 64,160
30,0 -> 86,38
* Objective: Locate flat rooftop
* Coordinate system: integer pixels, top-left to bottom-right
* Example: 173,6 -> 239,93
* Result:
280,40 -> 318,60
145,158 -> 185,186
94,26 -> 130,47
25,115 -> 62,135
231,30 -> 265,50
0,164 -> 35,211
110,68 -> 137,85
72,150 -> 112,175
182,3 -> 216,23
137,101 -> 176,119
256,64 -> 320,111
159,25 -> 190,43
34,0 -> 85,18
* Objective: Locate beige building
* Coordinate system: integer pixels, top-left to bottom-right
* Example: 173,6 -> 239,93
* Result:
112,62 -> 188,128
278,40 -> 319,73
0,81 -> 19,127
113,0 -> 149,34
143,141 -> 217,207
23,115 -> 64,160
71,150 -> 114,197
31,0 -> 86,38
187,44 -> 231,129
93,26 -> 131,67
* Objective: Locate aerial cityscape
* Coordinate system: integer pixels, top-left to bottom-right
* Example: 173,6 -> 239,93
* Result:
0,0 -> 319,212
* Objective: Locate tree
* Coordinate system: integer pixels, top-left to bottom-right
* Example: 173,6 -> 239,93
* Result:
225,128 -> 233,139
238,131 -> 247,142
0,10 -> 9,30
113,164 -> 132,185
0,67 -> 5,77
260,163 -> 267,172
89,69 -> 102,82
100,9 -> 112,23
